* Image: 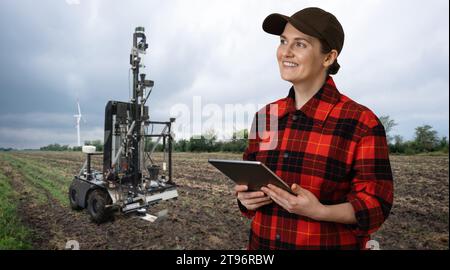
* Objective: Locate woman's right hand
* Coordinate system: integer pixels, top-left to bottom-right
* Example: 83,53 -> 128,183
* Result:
234,184 -> 273,211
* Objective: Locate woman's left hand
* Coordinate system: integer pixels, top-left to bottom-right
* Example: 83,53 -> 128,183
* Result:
261,184 -> 325,221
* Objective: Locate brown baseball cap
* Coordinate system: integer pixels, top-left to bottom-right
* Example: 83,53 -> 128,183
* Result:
263,7 -> 344,73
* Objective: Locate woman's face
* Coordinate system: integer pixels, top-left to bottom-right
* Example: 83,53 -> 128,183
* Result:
277,23 -> 328,85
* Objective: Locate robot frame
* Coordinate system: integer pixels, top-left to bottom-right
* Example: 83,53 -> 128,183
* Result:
68,27 -> 178,223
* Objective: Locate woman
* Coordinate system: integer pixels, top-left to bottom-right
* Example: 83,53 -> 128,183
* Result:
235,7 -> 393,250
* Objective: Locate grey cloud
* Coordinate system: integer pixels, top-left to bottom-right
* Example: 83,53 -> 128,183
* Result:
0,0 -> 448,148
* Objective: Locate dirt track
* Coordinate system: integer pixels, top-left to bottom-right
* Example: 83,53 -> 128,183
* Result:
0,152 -> 448,250
0,152 -> 249,250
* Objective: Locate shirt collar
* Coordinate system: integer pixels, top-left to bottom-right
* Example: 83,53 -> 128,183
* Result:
277,76 -> 341,126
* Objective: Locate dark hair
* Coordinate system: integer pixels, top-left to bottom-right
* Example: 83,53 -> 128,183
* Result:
319,39 -> 340,75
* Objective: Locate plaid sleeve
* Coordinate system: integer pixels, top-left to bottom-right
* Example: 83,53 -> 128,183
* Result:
347,118 -> 394,237
238,112 -> 262,219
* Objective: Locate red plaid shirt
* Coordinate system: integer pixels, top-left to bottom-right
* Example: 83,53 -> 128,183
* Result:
240,76 -> 394,250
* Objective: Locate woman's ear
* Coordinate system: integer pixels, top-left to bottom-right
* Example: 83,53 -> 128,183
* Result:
323,49 -> 338,68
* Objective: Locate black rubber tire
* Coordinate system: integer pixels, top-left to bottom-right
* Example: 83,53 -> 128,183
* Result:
87,189 -> 112,223
68,182 -> 83,210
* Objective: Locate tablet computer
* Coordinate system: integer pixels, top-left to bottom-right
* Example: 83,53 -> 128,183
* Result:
208,159 -> 295,195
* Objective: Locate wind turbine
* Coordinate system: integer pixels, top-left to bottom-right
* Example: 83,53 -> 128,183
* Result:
74,100 -> 84,147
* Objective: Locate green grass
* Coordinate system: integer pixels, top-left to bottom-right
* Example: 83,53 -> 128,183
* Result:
0,171 -> 32,249
8,154 -> 74,185
1,154 -> 70,207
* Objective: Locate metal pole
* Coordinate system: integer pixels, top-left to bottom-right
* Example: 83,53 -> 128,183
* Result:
168,123 -> 172,183
132,29 -> 141,186
87,154 -> 92,180
111,121 -> 136,168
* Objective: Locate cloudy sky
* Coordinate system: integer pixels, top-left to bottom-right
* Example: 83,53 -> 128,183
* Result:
0,0 -> 448,149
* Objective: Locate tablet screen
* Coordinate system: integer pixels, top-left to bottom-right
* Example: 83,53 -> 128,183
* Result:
208,159 -> 294,195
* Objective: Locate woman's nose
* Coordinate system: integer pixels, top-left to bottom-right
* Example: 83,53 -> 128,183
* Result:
282,44 -> 294,58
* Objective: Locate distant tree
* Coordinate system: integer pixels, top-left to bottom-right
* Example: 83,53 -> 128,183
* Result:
144,138 -> 155,152
403,141 -> 418,155
393,135 -> 403,145
40,143 -> 70,151
233,129 -> 249,140
221,140 -> 247,152
221,129 -> 248,152
379,115 -> 398,144
173,139 -> 189,152
143,138 -> 164,152
186,129 -> 219,152
204,128 -> 218,150
438,136 -> 449,153
155,143 -> 164,152
414,125 -> 439,152
389,135 -> 406,153
181,128 -> 250,153
188,136 -> 208,152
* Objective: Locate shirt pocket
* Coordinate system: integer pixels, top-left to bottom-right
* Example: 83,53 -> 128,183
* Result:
313,137 -> 353,199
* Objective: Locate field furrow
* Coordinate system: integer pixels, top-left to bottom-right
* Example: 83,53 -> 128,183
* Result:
0,151 -> 447,250
1,154 -> 70,206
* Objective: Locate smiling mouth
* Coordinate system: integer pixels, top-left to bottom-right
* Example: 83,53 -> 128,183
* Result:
282,61 -> 299,67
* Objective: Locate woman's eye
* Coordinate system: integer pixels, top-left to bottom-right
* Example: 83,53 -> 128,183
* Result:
280,39 -> 287,45
296,42 -> 306,48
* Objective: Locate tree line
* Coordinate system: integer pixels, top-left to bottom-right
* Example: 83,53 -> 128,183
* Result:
380,116 -> 448,154
144,129 -> 248,153
36,132 -> 248,153
21,116 -> 449,155
39,140 -> 103,152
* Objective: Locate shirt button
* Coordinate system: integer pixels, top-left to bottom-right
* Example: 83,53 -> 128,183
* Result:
292,115 -> 299,121
275,234 -> 281,241
283,153 -> 289,158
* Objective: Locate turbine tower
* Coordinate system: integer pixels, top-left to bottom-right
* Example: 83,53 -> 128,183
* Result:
74,100 -> 83,147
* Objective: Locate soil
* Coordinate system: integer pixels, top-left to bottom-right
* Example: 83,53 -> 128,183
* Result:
0,152 -> 447,250
0,152 -> 250,250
